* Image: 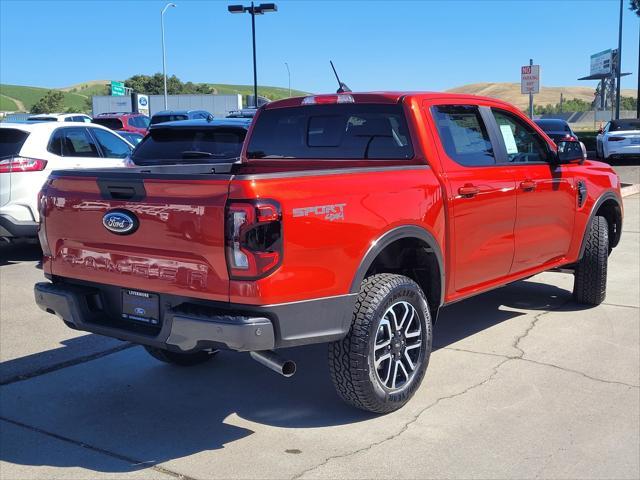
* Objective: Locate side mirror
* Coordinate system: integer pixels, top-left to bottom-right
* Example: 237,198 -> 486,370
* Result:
556,140 -> 584,164
598,127 -> 604,134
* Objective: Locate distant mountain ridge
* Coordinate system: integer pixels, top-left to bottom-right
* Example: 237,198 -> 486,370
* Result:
446,82 -> 636,110
0,80 -> 309,112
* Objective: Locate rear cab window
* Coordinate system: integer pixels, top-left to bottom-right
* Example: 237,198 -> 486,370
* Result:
247,104 -> 413,160
131,127 -> 247,165
0,129 -> 29,158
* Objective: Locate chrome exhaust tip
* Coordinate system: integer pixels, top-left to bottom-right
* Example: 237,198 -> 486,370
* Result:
250,350 -> 296,378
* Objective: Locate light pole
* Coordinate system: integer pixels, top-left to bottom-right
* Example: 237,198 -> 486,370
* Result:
615,0 -> 622,119
228,3 -> 278,108
284,62 -> 291,97
161,2 -> 176,110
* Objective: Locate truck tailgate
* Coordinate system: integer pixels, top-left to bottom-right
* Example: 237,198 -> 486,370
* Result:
42,171 -> 231,302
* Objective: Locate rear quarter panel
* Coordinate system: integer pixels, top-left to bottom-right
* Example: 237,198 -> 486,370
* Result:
229,166 -> 444,305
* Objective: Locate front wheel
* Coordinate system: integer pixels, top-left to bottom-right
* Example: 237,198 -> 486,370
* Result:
144,346 -> 218,366
328,274 -> 432,414
573,216 -> 609,305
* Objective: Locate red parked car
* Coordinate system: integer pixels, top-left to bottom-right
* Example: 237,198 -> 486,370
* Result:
92,113 -> 150,135
36,92 -> 623,413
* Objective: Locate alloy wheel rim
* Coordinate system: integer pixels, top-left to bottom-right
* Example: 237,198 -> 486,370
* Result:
373,301 -> 422,390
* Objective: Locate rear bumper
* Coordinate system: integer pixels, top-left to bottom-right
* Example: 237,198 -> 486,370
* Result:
605,144 -> 640,158
34,280 -> 356,353
0,214 -> 38,238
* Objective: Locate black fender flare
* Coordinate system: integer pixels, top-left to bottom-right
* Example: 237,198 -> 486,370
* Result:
349,225 -> 445,306
578,191 -> 622,259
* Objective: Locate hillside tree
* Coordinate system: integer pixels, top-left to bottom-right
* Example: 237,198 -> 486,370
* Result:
30,90 -> 64,114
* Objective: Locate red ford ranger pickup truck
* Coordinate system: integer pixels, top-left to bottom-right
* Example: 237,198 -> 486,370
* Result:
34,92 -> 623,413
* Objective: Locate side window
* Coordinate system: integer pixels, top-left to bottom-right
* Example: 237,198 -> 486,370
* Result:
492,109 -> 550,163
91,128 -> 131,158
432,105 -> 495,166
48,130 -> 63,155
64,117 -> 74,122
61,128 -> 99,157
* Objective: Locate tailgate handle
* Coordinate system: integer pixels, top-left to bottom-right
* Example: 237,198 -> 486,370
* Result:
108,186 -> 136,200
97,179 -> 146,201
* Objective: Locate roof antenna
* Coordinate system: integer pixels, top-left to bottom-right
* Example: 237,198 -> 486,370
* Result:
330,60 -> 351,93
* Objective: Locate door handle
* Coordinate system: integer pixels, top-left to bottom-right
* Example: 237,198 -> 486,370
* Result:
520,180 -> 537,191
458,185 -> 480,198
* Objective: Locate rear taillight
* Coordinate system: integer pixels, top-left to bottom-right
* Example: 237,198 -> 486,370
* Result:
225,200 -> 282,279
608,136 -> 625,142
0,157 -> 47,173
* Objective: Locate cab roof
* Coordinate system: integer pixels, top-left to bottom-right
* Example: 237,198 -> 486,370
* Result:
264,91 -> 516,109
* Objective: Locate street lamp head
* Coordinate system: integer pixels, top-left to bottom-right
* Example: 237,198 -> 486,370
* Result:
228,4 -> 245,13
257,3 -> 277,13
162,2 -> 176,14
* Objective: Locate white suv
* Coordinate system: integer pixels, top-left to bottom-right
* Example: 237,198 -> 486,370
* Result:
27,113 -> 93,123
0,122 -> 133,241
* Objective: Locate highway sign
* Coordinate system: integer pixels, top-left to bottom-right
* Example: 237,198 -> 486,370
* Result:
521,65 -> 540,94
590,49 -> 612,76
111,81 -> 125,96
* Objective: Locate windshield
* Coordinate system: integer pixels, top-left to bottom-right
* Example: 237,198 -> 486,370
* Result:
131,127 -> 246,165
150,114 -> 188,125
93,118 -> 124,130
247,104 -> 414,160
535,120 -> 569,132
0,129 -> 30,159
610,120 -> 640,132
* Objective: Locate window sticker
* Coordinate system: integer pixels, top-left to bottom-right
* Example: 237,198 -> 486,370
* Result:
499,124 -> 519,154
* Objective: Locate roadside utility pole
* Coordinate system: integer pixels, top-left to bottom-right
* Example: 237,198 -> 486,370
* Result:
615,0 -> 623,119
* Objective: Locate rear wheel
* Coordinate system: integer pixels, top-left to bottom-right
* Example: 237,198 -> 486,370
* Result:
328,274 -> 432,414
573,216 -> 608,305
144,346 -> 218,366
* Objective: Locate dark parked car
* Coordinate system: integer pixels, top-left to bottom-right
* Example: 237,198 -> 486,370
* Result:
92,113 -> 150,135
129,118 -> 251,166
150,110 -> 214,126
534,119 -> 579,144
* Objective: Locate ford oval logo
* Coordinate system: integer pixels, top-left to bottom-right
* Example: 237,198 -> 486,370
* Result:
102,210 -> 138,235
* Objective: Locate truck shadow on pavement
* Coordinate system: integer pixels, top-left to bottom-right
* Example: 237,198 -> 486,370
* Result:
0,277 -> 589,474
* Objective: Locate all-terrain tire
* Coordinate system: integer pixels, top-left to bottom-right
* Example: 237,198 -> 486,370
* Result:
144,346 -> 218,366
573,215 -> 609,305
328,273 -> 432,414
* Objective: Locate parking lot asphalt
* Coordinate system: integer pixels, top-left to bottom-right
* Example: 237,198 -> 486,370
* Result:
0,195 -> 638,480
608,159 -> 639,186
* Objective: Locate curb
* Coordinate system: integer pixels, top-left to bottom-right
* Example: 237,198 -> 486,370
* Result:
621,184 -> 640,198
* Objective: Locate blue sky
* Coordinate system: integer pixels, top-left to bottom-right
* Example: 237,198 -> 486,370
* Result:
1,0 -> 638,93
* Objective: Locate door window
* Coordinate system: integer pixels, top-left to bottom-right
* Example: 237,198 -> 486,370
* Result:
492,109 -> 550,163
91,128 -> 132,158
57,128 -> 100,157
431,105 -> 495,166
